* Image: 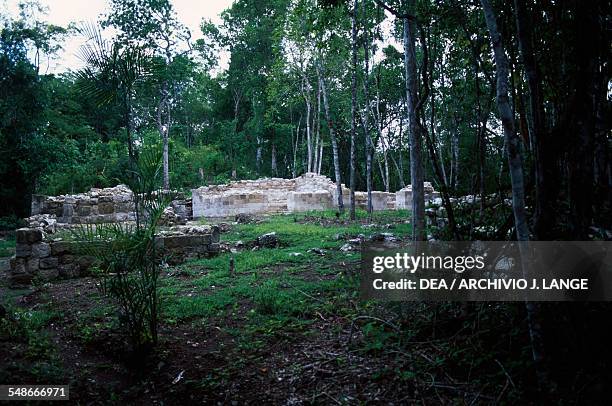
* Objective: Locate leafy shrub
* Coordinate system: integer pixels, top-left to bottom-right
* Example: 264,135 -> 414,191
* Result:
0,215 -> 27,232
73,146 -> 171,355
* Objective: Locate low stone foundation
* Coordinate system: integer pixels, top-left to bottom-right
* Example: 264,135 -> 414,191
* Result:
8,226 -> 220,287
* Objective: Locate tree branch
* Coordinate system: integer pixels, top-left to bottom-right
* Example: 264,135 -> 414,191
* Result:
374,0 -> 415,20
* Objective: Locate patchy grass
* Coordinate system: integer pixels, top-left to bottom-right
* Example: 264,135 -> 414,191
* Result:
0,210 -> 542,404
0,235 -> 15,258
0,303 -> 64,383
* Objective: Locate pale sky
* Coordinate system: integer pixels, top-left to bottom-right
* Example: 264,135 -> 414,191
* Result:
3,0 -> 234,74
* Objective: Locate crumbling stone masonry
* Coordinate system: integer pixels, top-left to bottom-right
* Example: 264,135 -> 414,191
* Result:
30,185 -> 192,225
395,182 -> 440,210
192,173 -> 406,218
8,226 -> 220,287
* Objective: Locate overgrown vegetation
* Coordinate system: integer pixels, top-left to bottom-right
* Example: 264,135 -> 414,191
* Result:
72,147 -> 172,354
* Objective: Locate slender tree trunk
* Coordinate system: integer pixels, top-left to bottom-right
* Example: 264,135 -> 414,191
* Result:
397,108 -> 406,188
402,5 -> 425,240
315,78 -> 322,173
303,78 -> 313,173
232,90 -> 242,180
451,117 -> 459,190
256,136 -> 262,174
349,0 -> 358,220
293,116 -> 301,178
317,63 -> 344,210
481,0 -> 548,393
513,0 -> 551,239
271,142 -> 277,176
362,0 -> 373,216
157,81 -> 170,190
375,73 -> 390,192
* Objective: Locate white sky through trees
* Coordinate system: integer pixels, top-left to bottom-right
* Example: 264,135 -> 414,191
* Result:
3,0 -> 234,74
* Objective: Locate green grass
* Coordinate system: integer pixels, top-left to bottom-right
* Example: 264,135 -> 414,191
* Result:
161,210 -> 407,327
0,235 -> 15,258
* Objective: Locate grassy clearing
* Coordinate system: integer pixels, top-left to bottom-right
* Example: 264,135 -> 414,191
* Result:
155,210 -> 532,402
2,209 -> 534,403
160,210 -> 405,324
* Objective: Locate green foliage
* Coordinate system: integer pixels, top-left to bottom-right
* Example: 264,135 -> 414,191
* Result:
0,216 -> 27,232
0,235 -> 16,258
71,145 -> 172,354
38,140 -> 130,195
0,303 -> 59,357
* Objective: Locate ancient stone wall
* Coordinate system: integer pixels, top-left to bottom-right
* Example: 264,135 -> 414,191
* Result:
30,185 -> 192,225
395,182 -> 440,210
31,185 -> 136,224
9,226 -> 220,287
192,173 -> 438,218
191,175 -> 336,218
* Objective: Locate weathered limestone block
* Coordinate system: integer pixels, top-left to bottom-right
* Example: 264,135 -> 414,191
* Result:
62,203 -> 74,221
0,258 -> 10,273
16,228 -> 43,244
371,192 -> 394,211
31,195 -> 46,216
31,242 -> 50,258
396,187 -> 413,210
287,191 -> 333,212
39,257 -> 59,269
38,267 -> 59,280
395,182 -> 438,210
10,257 -> 26,274
98,202 -> 115,215
256,232 -> 279,248
15,244 -> 32,258
26,258 -> 39,272
78,205 -> 92,216
50,241 -> 75,256
163,235 -> 212,249
58,263 -> 78,278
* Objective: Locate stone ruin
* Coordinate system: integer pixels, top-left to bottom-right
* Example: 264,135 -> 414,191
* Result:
8,225 -> 220,287
191,172 -> 401,218
5,175 -> 440,287
395,182 -> 439,210
30,185 -> 192,226
7,185 -> 207,287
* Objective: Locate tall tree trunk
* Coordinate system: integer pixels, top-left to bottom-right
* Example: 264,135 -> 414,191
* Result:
481,0 -> 548,393
349,0 -> 358,220
271,142 -> 277,176
397,108 -> 406,188
451,123 -> 460,190
375,71 -> 390,192
157,81 -> 170,190
293,116 -> 301,178
314,78 -> 322,173
232,90 -> 242,180
256,136 -> 262,175
513,0 -> 551,239
362,0 -> 373,216
317,63 -> 344,210
303,77 -> 313,173
402,5 -> 425,241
